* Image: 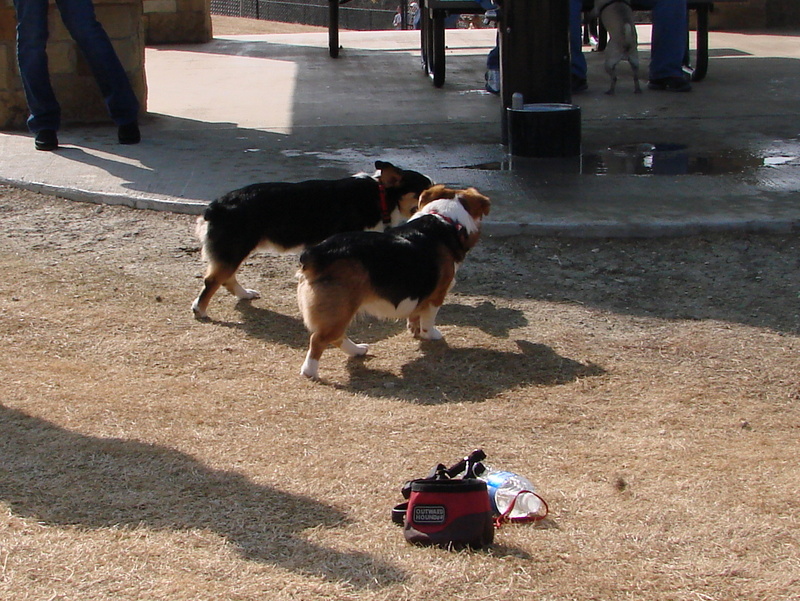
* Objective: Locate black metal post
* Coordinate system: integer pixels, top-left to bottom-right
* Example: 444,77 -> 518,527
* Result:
329,0 -> 340,58
500,0 -> 571,104
500,0 -> 572,142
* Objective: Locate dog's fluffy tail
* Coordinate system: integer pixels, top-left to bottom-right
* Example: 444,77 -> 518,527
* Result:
195,217 -> 210,260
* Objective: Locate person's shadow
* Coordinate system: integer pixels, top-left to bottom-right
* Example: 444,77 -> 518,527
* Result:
0,404 -> 405,588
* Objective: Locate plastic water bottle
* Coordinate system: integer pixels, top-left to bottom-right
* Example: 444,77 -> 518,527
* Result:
473,463 -> 545,520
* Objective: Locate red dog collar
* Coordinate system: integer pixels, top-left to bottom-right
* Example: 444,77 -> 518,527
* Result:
428,209 -> 464,233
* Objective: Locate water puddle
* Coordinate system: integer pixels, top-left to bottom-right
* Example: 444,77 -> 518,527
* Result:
461,143 -> 800,176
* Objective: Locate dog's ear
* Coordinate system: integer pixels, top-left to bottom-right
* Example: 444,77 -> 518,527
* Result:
400,170 -> 434,195
418,184 -> 457,209
376,161 -> 403,188
459,187 -> 491,219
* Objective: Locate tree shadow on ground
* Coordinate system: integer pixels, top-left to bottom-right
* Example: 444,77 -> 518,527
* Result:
467,234 -> 800,336
0,404 -> 405,589
338,340 -> 605,404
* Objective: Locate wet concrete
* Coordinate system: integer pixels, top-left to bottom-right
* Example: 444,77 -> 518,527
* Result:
1,27 -> 799,237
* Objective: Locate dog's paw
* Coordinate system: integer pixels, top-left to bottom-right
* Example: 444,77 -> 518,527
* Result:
191,299 -> 209,320
301,358 -> 320,379
418,327 -> 443,341
341,338 -> 369,357
406,318 -> 421,337
237,288 -> 260,300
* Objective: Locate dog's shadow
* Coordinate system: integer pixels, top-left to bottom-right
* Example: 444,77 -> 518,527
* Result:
206,301 -> 308,349
208,299 -> 527,352
439,300 -> 529,337
340,339 -> 605,404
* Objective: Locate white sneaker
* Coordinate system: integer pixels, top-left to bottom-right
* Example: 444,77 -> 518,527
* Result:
485,69 -> 500,95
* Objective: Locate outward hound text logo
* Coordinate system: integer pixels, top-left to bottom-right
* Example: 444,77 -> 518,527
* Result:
413,505 -> 446,524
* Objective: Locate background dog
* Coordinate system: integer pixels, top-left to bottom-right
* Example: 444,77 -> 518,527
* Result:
192,161 -> 432,319
296,184 -> 491,379
596,0 -> 641,95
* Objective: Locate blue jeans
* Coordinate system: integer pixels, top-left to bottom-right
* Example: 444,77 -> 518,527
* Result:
570,0 -> 588,79
14,0 -> 140,132
570,0 -> 688,81
481,0 -> 499,71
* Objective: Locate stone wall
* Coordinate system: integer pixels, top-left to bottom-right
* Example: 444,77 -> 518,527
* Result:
144,0 -> 212,44
0,0 -> 146,130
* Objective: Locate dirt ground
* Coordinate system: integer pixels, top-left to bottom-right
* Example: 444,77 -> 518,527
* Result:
1,183 -> 798,600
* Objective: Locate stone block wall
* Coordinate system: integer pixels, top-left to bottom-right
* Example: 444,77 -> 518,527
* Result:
143,0 -> 212,44
0,0 -> 146,130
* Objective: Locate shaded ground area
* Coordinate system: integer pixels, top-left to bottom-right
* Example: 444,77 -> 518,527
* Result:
1,185 -> 798,600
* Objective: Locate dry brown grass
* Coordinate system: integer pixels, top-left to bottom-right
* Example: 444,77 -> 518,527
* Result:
1,185 -> 799,600
211,15 -> 330,36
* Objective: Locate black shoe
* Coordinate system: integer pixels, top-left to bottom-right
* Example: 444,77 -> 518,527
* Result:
34,129 -> 58,151
571,74 -> 588,94
647,76 -> 692,92
118,122 -> 141,145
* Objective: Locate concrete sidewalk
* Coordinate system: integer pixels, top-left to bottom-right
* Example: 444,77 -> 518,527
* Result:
1,27 -> 799,237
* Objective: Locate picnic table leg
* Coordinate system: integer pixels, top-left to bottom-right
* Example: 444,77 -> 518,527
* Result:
691,4 -> 710,81
329,0 -> 340,58
421,1 -> 431,74
431,10 -> 446,87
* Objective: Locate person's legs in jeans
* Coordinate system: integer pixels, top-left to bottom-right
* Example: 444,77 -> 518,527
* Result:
487,42 -> 499,71
54,0 -> 139,126
485,39 -> 500,93
569,0 -> 588,92
570,0 -> 587,81
639,0 -> 688,80
14,0 -> 61,133
483,2 -> 500,93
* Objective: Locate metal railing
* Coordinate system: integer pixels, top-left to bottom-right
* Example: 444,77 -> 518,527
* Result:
210,0 -> 397,30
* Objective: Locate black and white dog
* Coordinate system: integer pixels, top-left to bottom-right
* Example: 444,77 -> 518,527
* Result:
192,161 -> 432,319
296,184 -> 491,379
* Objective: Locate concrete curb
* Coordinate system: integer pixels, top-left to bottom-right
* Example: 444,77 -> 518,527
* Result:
1,177 -> 206,216
4,177 -> 798,239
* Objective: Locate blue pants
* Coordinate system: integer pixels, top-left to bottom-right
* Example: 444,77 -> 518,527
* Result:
570,0 -> 688,81
487,38 -> 499,70
13,0 -> 140,132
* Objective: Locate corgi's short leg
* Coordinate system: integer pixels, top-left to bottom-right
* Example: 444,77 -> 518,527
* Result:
339,338 -> 369,357
301,332 -> 327,378
414,305 -> 443,341
193,272 -> 228,319
224,276 -> 260,300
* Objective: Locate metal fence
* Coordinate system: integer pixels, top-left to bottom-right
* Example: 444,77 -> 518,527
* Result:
210,0 -> 398,30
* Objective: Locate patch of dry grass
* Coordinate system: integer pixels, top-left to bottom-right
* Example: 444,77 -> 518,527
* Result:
1,186 -> 799,600
211,15 -> 329,36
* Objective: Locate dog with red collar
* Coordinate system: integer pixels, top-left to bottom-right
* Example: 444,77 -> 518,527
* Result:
192,161 -> 432,319
297,184 -> 490,379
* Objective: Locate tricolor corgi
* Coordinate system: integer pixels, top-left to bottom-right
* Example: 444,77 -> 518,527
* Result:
296,184 -> 491,379
192,161 -> 432,319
